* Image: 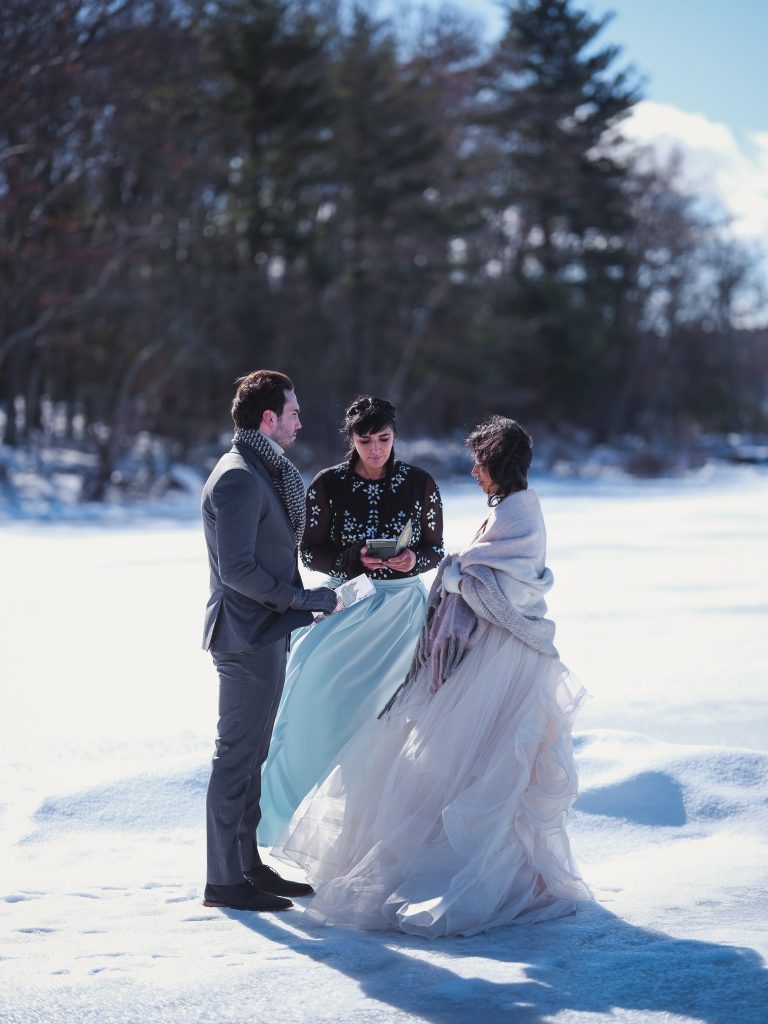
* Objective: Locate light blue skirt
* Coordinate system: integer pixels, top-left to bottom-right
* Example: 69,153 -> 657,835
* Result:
259,575 -> 427,846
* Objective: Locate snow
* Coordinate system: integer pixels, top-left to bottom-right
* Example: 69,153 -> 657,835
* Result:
1,466 -> 768,1023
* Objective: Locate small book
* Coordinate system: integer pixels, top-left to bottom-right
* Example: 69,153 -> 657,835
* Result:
334,573 -> 376,611
313,573 -> 376,622
365,518 -> 414,559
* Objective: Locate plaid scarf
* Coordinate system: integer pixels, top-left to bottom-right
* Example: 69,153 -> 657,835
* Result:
233,427 -> 306,543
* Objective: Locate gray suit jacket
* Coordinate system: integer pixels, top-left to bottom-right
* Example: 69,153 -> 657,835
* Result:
201,442 -> 310,653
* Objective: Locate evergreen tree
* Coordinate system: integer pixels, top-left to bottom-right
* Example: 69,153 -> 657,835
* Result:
3,0 -> 764,488
323,5 -> 452,405
476,0 -> 640,430
195,0 -> 336,382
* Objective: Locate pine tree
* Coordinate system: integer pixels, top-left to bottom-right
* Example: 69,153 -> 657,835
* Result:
192,0 -> 336,401
324,4 -> 450,401
476,0 -> 640,430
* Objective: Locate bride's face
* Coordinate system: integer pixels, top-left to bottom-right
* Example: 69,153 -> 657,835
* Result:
471,460 -> 497,495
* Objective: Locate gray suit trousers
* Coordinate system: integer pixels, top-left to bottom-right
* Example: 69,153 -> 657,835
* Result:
206,641 -> 288,885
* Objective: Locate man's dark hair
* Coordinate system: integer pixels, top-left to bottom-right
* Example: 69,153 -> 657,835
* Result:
466,415 -> 533,506
231,370 -> 294,429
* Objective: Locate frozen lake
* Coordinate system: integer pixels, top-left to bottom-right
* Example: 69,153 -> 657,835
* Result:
1,466 -> 767,1023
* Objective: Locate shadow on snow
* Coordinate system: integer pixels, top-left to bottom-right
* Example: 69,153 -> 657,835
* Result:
228,901 -> 767,1024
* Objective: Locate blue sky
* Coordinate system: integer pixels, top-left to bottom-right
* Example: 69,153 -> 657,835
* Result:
574,0 -> 765,149
448,0 -> 768,258
455,0 -> 765,145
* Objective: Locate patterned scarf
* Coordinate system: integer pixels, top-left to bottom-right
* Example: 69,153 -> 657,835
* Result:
233,427 -> 306,542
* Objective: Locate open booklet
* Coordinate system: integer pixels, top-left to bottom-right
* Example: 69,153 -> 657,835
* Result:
313,573 -> 376,621
365,518 -> 414,559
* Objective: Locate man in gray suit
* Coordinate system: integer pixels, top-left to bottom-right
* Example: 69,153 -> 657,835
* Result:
201,369 -> 337,912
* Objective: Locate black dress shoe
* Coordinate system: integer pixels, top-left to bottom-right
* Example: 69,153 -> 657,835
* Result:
203,880 -> 292,911
245,864 -> 315,897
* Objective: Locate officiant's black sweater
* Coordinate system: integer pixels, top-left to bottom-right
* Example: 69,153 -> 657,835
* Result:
301,460 -> 444,581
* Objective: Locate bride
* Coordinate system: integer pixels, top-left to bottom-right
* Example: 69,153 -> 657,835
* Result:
271,415 -> 591,937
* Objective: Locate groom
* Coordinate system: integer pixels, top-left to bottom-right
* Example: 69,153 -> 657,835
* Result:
201,369 -> 337,912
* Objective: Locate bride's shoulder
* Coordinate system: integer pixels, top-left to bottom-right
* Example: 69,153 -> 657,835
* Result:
498,487 -> 540,510
519,486 -> 541,508
494,488 -> 544,530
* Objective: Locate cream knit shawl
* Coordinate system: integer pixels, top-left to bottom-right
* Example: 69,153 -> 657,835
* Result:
379,488 -> 558,716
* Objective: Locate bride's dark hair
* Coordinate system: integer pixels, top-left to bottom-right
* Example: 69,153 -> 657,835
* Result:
466,416 -> 532,506
341,395 -> 397,469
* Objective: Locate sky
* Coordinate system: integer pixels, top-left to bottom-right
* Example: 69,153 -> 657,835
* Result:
451,0 -> 768,252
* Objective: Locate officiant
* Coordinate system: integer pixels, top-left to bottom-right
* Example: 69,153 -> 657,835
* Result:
259,395 -> 444,844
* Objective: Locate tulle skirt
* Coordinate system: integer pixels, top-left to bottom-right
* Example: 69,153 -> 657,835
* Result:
272,622 -> 591,937
259,575 -> 427,846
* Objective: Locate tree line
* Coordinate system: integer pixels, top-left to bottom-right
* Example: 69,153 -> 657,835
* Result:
1,0 -> 766,494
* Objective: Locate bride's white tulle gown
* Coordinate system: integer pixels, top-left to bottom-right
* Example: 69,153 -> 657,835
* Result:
272,489 -> 592,938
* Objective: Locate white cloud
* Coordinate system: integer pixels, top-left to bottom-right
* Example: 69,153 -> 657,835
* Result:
621,100 -> 768,244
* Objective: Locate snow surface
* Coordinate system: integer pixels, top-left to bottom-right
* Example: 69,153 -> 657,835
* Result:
1,466 -> 767,1023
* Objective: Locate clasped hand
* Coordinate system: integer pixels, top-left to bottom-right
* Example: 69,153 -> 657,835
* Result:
360,546 -> 417,573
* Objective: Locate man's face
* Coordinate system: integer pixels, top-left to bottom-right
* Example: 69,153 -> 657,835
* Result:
263,389 -> 301,448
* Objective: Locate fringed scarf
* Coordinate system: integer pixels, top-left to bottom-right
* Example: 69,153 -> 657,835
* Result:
379,488 -> 558,718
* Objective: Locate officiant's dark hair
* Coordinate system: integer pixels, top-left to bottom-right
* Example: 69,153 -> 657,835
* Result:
466,416 -> 532,506
341,395 -> 397,469
231,369 -> 294,428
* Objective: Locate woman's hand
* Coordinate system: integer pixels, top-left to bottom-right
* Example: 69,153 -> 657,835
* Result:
359,545 -> 387,571
441,558 -> 462,593
383,548 -> 417,573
